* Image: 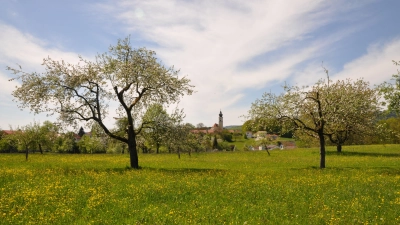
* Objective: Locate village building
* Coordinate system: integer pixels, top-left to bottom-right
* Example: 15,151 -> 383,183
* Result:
191,110 -> 224,134
1,130 -> 15,136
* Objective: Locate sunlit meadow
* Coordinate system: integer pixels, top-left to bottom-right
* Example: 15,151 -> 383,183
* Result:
0,145 -> 399,224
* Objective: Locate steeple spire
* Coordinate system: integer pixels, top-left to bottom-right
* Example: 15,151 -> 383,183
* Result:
218,110 -> 223,130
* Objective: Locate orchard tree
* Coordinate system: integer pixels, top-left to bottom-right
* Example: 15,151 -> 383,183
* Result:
375,117 -> 400,144
26,120 -> 60,154
248,70 -> 378,168
248,81 -> 331,168
324,79 -> 379,152
0,129 -> 18,153
57,132 -> 79,153
40,121 -> 60,152
379,60 -> 400,113
256,137 -> 271,156
164,118 -> 194,158
196,123 -> 205,128
7,37 -> 194,168
379,60 -> 400,112
9,125 -> 35,160
142,104 -> 170,154
78,127 -> 86,137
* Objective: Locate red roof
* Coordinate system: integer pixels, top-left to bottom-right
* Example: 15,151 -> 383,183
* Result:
190,129 -> 208,134
1,130 -> 15,135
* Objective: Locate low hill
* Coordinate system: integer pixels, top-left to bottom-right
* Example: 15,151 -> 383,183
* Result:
224,125 -> 242,130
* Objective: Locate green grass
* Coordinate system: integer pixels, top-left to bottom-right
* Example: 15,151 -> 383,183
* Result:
0,145 -> 399,224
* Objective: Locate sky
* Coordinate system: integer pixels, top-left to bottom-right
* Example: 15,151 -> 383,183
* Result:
1,0 -> 400,130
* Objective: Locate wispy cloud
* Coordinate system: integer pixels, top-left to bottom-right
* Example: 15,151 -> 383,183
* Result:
0,22 -> 82,71
332,38 -> 400,85
96,0 -> 375,125
0,22 -> 84,128
0,0 -> 393,129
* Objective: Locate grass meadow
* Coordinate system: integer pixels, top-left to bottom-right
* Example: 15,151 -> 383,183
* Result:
0,145 -> 399,224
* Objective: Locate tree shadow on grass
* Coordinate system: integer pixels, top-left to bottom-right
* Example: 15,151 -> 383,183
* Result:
298,166 -> 400,175
326,151 -> 400,158
58,166 -> 226,174
140,167 -> 227,174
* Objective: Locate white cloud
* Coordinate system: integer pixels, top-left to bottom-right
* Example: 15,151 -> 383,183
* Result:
96,0 -> 370,125
0,23 -> 80,70
0,22 -> 85,129
0,0 -> 386,129
332,38 -> 400,85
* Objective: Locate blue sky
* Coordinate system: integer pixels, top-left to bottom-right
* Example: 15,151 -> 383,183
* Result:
1,0 -> 400,130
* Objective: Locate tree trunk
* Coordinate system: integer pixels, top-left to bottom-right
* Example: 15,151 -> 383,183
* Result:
156,143 -> 159,154
178,147 -> 181,159
128,141 -> 139,168
318,131 -> 326,169
337,144 -> 342,153
127,129 -> 139,169
25,148 -> 28,161
39,143 -> 43,154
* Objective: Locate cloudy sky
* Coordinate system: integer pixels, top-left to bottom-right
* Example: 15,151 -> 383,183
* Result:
1,0 -> 399,130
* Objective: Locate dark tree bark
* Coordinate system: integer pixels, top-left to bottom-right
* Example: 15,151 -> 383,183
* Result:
328,131 -> 348,153
318,131 -> 326,169
127,125 -> 139,169
337,144 -> 342,153
39,143 -> 43,154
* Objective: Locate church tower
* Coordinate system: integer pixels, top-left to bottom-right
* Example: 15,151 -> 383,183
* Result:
218,110 -> 223,131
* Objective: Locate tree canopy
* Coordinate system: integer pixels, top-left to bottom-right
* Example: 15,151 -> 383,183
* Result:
141,103 -> 171,154
247,71 -> 379,168
8,37 -> 194,168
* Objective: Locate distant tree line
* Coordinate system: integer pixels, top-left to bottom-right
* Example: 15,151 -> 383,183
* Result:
0,110 -> 240,157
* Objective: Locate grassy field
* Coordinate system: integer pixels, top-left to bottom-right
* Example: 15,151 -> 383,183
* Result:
0,145 -> 399,224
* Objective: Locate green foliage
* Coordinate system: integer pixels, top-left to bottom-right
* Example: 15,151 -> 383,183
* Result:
212,135 -> 218,149
55,132 -> 79,153
0,137 -> 17,153
379,60 -> 400,114
293,130 -> 320,148
241,120 -> 253,133
217,141 -> 234,151
375,116 -> 400,144
219,130 -> 233,142
141,104 -> 170,153
242,119 -> 280,133
77,135 -> 106,154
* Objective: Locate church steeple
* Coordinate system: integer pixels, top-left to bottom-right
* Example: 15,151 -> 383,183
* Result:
218,110 -> 223,130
